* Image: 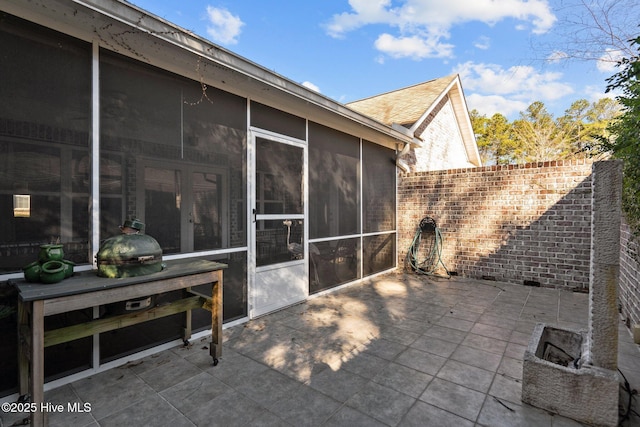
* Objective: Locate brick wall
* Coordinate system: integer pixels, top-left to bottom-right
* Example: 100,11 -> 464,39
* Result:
398,159 -> 594,289
620,218 -> 640,327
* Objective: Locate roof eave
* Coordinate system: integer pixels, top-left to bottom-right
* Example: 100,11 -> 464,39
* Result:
94,0 -> 414,146
410,75 -> 481,166
392,123 -> 424,147
2,0 -> 413,147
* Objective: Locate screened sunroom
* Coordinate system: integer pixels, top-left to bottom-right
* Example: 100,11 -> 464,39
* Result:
0,0 -> 416,397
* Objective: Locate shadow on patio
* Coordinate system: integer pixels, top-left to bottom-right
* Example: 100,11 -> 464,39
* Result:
4,272 -> 640,426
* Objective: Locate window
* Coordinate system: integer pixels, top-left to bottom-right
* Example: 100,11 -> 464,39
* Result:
363,142 -> 396,274
308,122 -> 360,239
309,237 -> 360,294
254,137 -> 304,266
99,50 -> 248,324
100,51 -> 247,251
363,233 -> 396,275
0,12 -> 92,397
250,102 -> 305,140
138,163 -> 227,254
0,13 -> 91,272
308,123 -> 362,293
363,142 -> 396,232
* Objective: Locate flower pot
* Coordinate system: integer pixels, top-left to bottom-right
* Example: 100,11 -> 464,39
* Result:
39,244 -> 64,263
40,260 -> 65,284
61,259 -> 75,278
23,261 -> 42,283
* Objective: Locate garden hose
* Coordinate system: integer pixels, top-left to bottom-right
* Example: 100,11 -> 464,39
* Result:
406,217 -> 451,278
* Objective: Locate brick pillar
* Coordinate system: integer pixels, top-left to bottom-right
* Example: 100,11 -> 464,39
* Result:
587,160 -> 622,370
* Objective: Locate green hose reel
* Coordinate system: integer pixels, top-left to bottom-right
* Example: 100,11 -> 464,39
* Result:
406,216 -> 451,278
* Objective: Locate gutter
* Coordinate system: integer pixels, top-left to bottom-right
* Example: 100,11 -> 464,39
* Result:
67,0 -> 414,146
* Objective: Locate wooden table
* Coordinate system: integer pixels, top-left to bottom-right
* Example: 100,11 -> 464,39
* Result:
13,259 -> 225,427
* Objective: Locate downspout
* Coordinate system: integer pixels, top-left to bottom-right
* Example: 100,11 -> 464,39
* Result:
396,142 -> 411,173
392,123 -> 423,173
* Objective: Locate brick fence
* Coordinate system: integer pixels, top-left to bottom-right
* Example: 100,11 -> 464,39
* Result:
398,159 -> 594,289
398,158 -> 640,330
620,220 -> 640,327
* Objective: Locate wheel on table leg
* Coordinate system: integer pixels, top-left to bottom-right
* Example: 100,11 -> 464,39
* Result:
212,358 -> 219,366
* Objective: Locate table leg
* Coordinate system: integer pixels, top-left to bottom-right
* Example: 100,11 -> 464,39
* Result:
183,289 -> 192,346
17,300 -> 29,398
30,299 -> 45,426
209,273 -> 223,365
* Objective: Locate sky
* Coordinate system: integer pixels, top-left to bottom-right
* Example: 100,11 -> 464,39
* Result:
127,0 -> 637,120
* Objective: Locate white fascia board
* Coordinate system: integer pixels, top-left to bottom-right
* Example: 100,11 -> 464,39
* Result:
391,124 -> 423,148
68,0 -> 413,146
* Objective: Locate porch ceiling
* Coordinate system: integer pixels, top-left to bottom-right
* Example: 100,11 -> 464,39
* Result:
1,0 -> 413,149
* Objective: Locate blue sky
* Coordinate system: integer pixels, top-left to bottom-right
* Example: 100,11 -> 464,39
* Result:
128,0 -> 636,120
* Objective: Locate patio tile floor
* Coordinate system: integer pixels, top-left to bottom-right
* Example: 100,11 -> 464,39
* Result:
4,272 -> 640,426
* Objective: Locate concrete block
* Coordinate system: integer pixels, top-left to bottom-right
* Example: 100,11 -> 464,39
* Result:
522,323 -> 619,427
632,324 -> 640,344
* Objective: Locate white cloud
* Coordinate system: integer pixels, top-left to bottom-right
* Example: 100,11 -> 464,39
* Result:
454,61 -> 574,117
454,61 -> 573,99
325,0 -> 556,59
205,6 -> 244,45
302,81 -> 321,92
466,93 -> 528,117
546,51 -> 568,63
583,84 -> 618,103
597,49 -> 624,73
473,36 -> 491,50
325,0 -> 395,38
374,33 -> 454,59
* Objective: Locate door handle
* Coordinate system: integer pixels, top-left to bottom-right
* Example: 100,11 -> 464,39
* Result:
252,208 -> 256,223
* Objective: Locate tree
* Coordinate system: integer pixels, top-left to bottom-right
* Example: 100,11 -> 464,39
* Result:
559,98 -> 620,158
599,34 -> 640,233
512,101 -> 570,163
558,99 -> 590,156
470,110 -> 518,165
470,100 -> 619,165
470,109 -> 489,163
536,0 -> 640,66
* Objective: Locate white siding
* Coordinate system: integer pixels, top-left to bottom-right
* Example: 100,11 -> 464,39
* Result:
410,99 -> 474,172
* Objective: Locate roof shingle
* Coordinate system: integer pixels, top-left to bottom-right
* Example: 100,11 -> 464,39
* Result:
346,75 -> 457,128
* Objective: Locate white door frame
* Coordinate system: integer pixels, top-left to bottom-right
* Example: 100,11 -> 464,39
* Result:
248,128 -> 308,318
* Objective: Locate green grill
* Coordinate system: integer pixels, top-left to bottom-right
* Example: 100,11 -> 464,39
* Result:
96,234 -> 163,278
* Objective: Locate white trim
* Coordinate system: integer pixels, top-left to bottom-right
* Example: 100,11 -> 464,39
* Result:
395,152 -> 399,271
359,138 -> 364,279
163,246 -> 247,260
255,214 -> 305,221
77,0 -> 412,145
249,127 -> 307,146
249,127 -> 308,319
303,119 -> 310,298
309,266 -> 398,300
362,229 -> 397,238
309,234 -> 362,244
223,316 -> 249,329
91,40 -> 100,268
256,258 -> 305,272
409,76 -> 480,167
246,98 -> 254,316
